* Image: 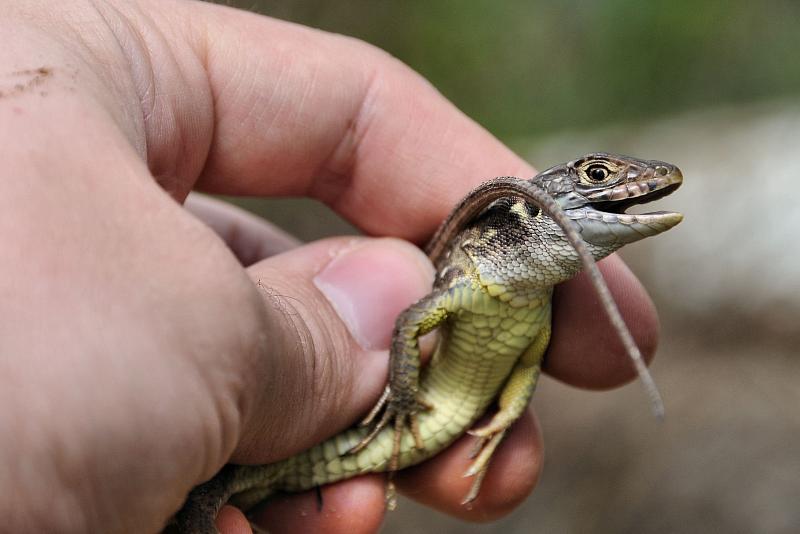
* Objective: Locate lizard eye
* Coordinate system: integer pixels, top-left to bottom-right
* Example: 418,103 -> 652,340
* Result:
586,165 -> 610,182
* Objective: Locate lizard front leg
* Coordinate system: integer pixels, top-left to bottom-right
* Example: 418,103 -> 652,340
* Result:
348,287 -> 459,503
461,323 -> 551,504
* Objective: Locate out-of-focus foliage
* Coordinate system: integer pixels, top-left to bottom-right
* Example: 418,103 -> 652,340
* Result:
224,0 -> 800,140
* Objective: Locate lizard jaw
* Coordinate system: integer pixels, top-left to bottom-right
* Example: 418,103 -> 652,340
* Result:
580,204 -> 684,233
585,164 -> 683,221
587,164 -> 683,213
568,167 -> 684,245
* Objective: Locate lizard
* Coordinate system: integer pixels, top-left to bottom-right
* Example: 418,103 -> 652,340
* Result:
172,153 -> 683,533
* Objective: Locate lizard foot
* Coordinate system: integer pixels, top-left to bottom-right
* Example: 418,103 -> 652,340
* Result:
346,386 -> 432,510
347,386 -> 432,460
460,427 -> 510,505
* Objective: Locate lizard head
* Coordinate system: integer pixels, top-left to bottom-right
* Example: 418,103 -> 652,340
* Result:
538,152 -> 683,249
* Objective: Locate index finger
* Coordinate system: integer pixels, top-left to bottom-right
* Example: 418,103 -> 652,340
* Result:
182,2 -> 532,241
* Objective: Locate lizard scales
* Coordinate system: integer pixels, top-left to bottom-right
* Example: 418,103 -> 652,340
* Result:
175,153 -> 684,532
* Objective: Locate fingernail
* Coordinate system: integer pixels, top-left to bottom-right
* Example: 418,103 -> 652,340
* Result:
313,238 -> 433,350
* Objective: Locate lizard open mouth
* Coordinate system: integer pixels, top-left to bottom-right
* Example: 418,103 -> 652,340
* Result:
567,165 -> 683,244
590,181 -> 682,215
586,166 -> 683,220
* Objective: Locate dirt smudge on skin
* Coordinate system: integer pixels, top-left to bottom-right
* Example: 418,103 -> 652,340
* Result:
0,66 -> 53,99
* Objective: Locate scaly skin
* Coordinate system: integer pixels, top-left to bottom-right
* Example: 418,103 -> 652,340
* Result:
173,153 -> 683,533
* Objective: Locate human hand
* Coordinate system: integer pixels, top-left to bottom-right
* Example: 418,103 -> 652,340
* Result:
0,1 -> 658,532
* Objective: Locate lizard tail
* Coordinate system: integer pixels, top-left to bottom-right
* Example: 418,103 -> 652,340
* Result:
171,465 -> 240,534
171,463 -> 285,533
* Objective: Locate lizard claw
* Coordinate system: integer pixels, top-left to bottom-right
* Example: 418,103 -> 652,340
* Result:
357,385 -> 391,427
347,390 -> 431,463
372,393 -> 433,510
461,427 -> 509,504
466,418 -> 505,439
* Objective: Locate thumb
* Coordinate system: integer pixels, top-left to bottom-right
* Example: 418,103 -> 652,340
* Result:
231,237 -> 433,463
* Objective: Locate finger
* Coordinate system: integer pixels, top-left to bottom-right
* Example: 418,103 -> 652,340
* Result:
216,505 -> 252,534
184,193 -> 301,264
249,476 -> 385,534
392,407 -> 541,522
232,236 -> 434,463
547,255 -> 660,389
148,0 -> 534,240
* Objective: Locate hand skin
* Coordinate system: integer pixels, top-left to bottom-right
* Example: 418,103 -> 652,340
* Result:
0,1 -> 659,533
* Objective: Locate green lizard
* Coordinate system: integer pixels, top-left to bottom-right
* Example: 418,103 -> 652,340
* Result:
173,153 -> 683,533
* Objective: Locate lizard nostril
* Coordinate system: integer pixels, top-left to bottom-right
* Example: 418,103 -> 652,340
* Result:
655,166 -> 669,177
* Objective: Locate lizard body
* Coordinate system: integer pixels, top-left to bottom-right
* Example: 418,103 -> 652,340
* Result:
174,153 -> 683,533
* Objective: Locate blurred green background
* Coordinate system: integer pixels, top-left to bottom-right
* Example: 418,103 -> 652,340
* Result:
207,1 -> 800,533
228,0 -> 800,142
